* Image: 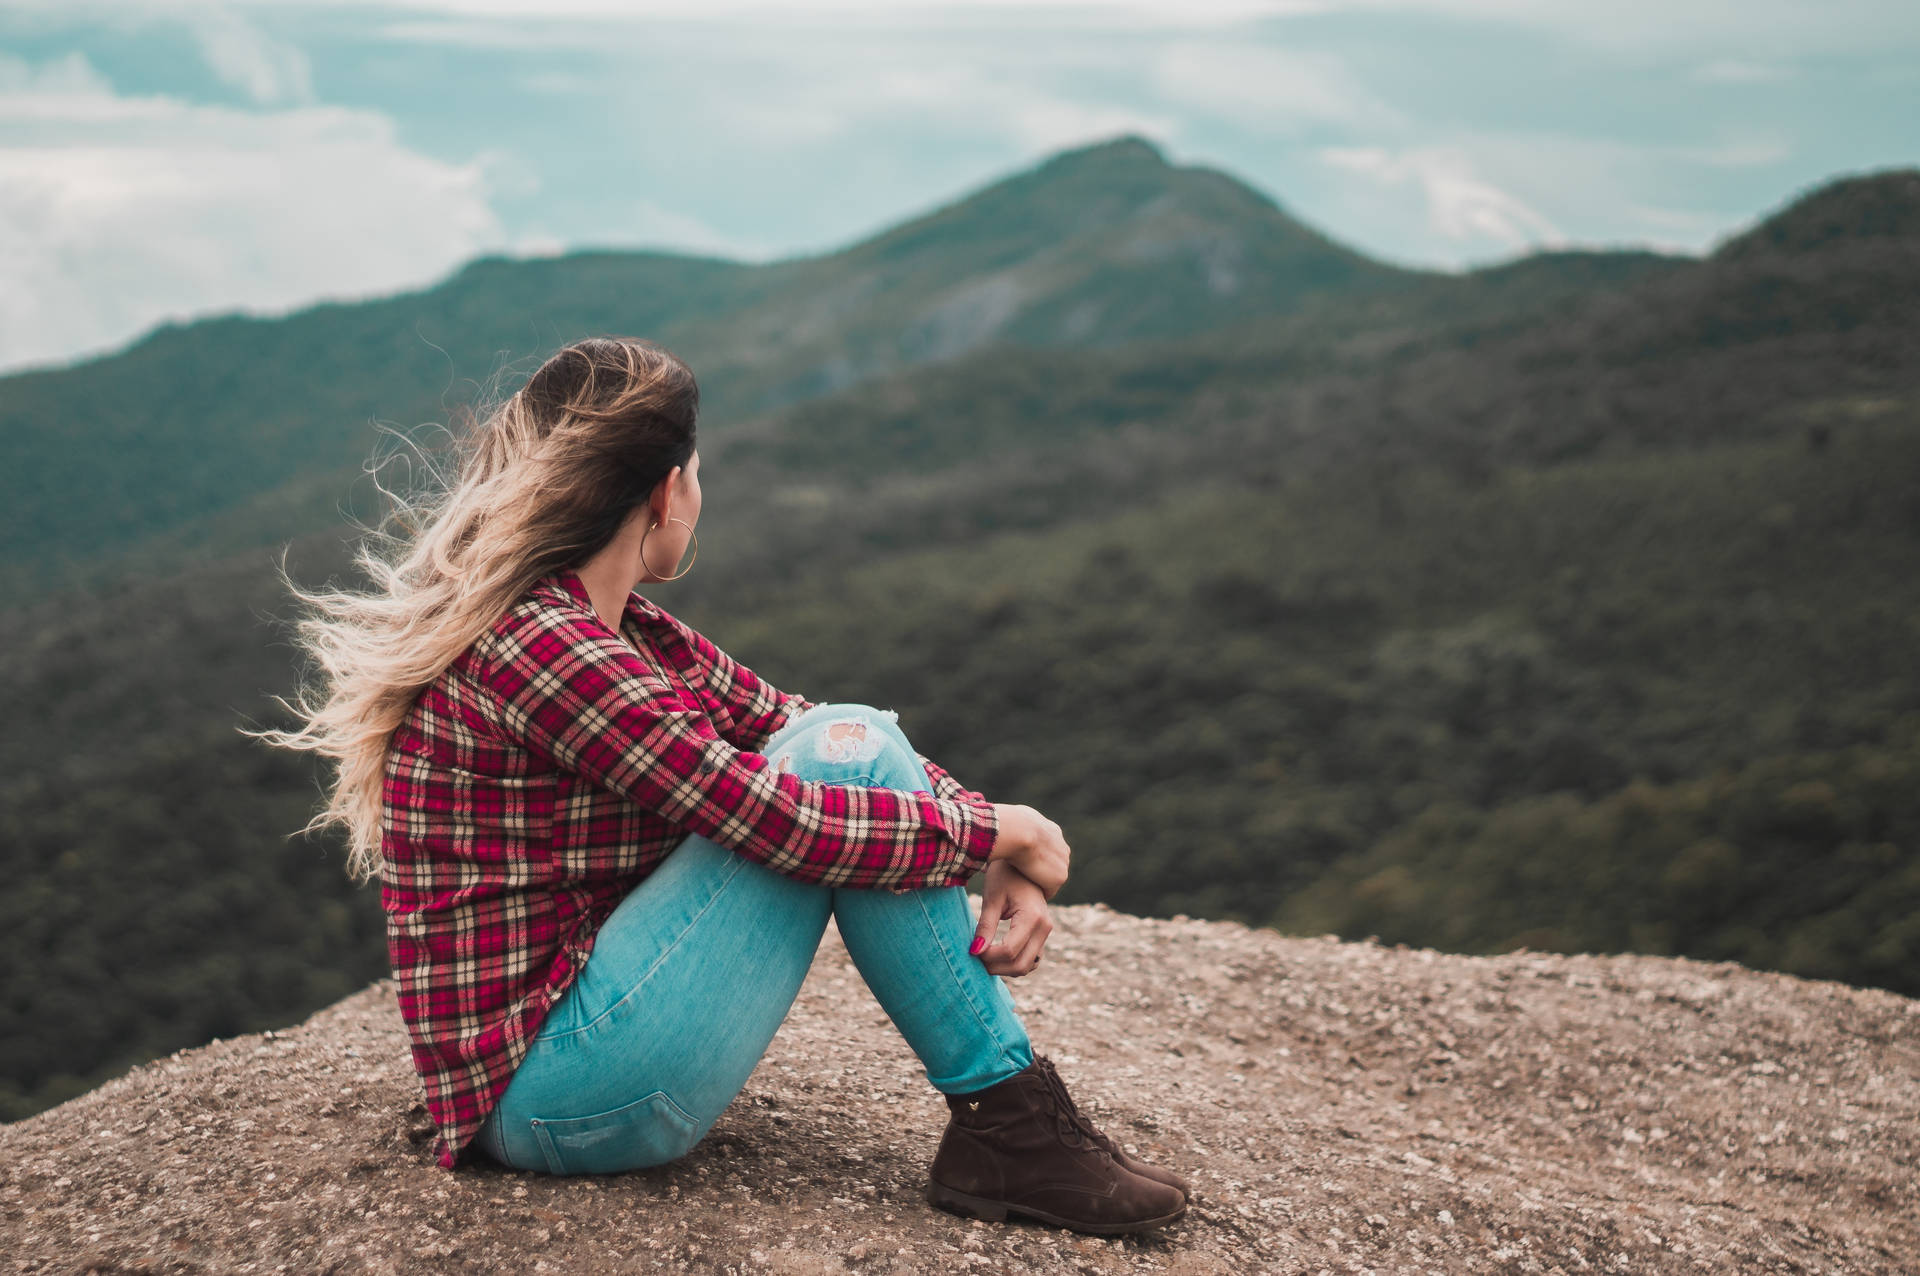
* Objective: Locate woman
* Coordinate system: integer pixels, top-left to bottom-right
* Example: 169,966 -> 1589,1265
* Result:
266,336 -> 1187,1235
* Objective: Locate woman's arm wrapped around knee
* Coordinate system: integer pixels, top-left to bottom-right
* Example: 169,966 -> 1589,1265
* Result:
475,599 -> 999,890
986,804 -> 1070,899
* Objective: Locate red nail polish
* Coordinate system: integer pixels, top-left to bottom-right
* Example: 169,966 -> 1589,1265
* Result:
969,936 -> 986,955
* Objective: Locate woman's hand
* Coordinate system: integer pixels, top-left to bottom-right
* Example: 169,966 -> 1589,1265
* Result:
971,860 -> 1054,977
988,803 -> 1070,899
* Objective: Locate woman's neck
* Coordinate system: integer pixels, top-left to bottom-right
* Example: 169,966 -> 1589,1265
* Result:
573,523 -> 646,633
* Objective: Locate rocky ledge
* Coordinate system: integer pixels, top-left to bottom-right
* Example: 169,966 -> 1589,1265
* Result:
3,904 -> 1917,1274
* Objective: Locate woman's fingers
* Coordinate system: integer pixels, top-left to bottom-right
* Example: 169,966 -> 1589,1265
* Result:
974,860 -> 1055,976
980,910 -> 1052,977
982,911 -> 1038,970
970,891 -> 1006,958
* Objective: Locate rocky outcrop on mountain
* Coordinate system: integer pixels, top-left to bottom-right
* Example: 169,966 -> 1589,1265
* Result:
4,904 -> 1916,1274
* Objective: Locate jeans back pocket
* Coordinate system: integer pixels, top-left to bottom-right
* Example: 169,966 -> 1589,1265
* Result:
529,1089 -> 702,1175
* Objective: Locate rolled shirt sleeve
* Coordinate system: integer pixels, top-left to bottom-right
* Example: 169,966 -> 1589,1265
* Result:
653,608 -> 815,753
476,599 -> 997,891
917,751 -> 987,806
686,620 -> 984,809
649,605 -> 983,809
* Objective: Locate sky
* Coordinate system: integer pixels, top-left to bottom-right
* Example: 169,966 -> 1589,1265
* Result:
1,0 -> 1915,374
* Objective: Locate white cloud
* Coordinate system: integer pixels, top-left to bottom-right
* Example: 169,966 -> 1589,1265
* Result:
1619,201 -> 1726,252
1689,139 -> 1790,168
508,231 -> 568,258
992,91 -> 1175,154
1284,0 -> 1917,57
622,199 -> 775,261
347,0 -> 1326,30
341,0 -> 1920,56
0,52 -> 505,374
517,69 -> 597,95
686,53 -> 1174,155
186,6 -> 315,104
0,49 -> 115,96
1309,124 -> 1807,265
1626,203 -> 1723,231
381,11 -> 1177,156
914,72 -> 1176,153
2,3 -> 316,101
1151,42 -> 1401,133
1692,59 -> 1793,84
1321,145 -> 1563,251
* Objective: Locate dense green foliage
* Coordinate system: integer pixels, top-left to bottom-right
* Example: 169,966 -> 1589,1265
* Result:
700,417 -> 1919,962
1285,731 -> 1920,993
2,140 -> 1916,1122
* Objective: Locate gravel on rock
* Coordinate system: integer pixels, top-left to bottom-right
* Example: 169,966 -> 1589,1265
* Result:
3,903 -> 1917,1275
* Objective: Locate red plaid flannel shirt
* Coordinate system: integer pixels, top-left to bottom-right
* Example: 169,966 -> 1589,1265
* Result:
380,568 -> 998,1167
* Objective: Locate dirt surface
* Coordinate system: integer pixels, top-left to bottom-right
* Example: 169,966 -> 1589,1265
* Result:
3,903 -> 1917,1275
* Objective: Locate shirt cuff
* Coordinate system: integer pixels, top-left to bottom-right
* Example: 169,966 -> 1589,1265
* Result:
886,795 -> 997,894
945,796 -> 999,887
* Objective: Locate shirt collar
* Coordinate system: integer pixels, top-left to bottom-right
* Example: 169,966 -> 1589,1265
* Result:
549,567 -> 664,627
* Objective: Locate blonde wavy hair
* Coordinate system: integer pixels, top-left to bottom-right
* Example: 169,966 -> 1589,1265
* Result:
255,336 -> 700,882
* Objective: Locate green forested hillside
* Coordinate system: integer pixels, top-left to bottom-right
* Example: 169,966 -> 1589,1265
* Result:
2,144 -> 1916,1122
0,136 -> 1414,589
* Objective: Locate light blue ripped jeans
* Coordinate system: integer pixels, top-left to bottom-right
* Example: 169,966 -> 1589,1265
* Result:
474,703 -> 1034,1175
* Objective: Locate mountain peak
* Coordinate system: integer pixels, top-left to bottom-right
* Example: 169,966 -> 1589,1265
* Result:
1714,167 -> 1920,260
1033,132 -> 1170,172
841,130 -> 1397,292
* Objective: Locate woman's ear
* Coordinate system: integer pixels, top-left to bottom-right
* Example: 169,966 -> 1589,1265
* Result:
648,465 -> 682,528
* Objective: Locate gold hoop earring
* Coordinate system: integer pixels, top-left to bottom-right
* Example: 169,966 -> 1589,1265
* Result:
639,516 -> 698,582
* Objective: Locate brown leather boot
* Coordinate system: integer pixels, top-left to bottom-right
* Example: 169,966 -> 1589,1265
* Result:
928,1054 -> 1187,1235
1026,1054 -> 1190,1200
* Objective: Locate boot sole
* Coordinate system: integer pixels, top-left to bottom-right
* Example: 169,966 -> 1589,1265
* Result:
928,1180 -> 1187,1236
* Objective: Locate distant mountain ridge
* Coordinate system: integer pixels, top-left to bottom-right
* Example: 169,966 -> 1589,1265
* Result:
598,136 -> 1422,415
1715,166 -> 1920,260
1,135 -> 1413,584
9,142 -> 1916,593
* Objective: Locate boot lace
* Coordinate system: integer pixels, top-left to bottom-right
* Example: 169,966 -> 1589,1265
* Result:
1032,1055 -> 1114,1154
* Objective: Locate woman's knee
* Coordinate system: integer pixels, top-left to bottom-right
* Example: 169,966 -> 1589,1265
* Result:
765,703 -> 924,784
777,701 -> 904,742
